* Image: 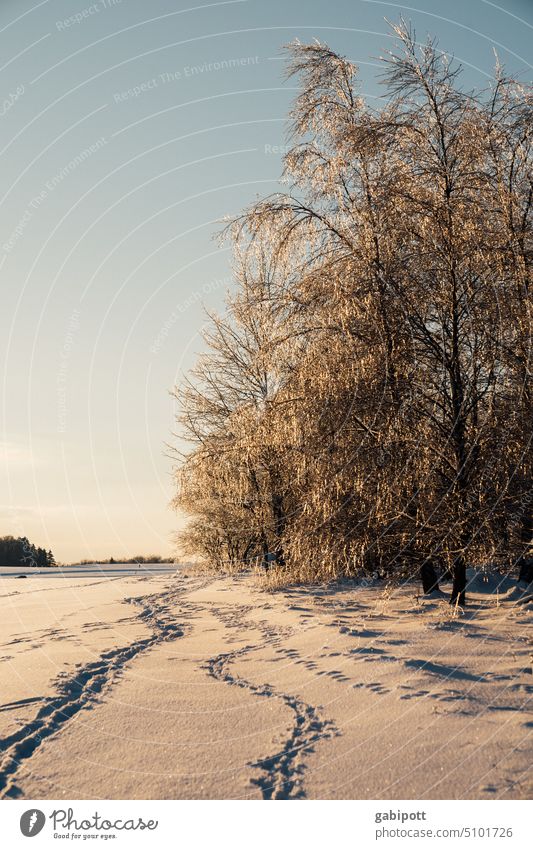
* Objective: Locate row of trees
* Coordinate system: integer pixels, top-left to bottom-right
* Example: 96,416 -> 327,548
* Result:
0,536 -> 56,568
73,556 -> 167,565
173,23 -> 532,605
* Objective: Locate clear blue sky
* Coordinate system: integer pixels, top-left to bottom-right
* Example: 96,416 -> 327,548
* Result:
0,0 -> 531,562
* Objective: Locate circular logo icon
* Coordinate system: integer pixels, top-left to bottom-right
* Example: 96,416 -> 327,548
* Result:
20,809 -> 46,837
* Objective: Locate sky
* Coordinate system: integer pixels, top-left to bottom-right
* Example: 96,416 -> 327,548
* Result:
0,0 -> 531,563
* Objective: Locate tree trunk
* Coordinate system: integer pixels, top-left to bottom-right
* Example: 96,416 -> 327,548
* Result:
261,533 -> 270,571
520,507 -> 533,550
272,493 -> 286,567
450,557 -> 466,606
518,557 -> 533,584
241,539 -> 256,565
420,561 -> 440,594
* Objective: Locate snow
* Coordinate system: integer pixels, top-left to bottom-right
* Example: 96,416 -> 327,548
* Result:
0,563 -> 179,579
0,571 -> 531,799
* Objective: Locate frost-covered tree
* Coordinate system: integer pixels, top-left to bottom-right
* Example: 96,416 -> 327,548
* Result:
173,22 -> 532,604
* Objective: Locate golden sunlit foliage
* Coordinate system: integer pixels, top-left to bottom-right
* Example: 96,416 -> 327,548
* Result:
173,22 -> 532,605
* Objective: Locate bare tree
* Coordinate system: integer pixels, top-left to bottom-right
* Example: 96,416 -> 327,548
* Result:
173,22 -> 532,604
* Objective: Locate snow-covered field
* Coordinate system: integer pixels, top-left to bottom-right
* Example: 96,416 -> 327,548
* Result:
0,571 -> 531,799
0,563 -> 179,578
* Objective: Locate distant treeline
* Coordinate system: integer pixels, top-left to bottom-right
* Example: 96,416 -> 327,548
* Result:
0,536 -> 56,568
71,555 -> 168,565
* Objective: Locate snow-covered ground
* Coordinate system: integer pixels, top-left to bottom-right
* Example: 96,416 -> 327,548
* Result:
0,563 -> 179,578
0,571 -> 531,799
